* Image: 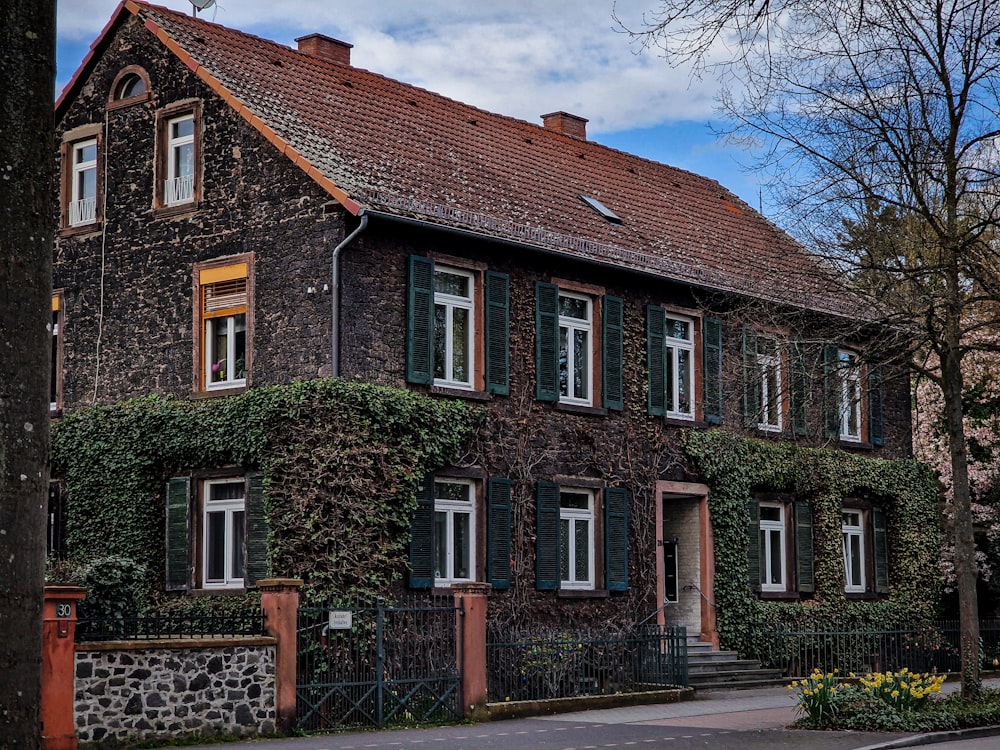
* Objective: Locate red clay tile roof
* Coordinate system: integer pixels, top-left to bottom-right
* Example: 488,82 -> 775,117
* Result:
64,0 -> 855,315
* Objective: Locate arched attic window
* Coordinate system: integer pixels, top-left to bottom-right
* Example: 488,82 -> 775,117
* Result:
108,67 -> 151,107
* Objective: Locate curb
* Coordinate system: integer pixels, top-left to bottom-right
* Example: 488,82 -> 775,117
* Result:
854,724 -> 1000,749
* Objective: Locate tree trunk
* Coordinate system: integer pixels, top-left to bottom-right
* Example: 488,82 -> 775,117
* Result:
0,2 -> 56,747
940,317 -> 981,700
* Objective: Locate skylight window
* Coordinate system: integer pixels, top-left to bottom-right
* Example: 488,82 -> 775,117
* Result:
579,195 -> 622,224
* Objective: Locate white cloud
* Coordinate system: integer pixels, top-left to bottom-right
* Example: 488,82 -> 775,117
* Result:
57,0 -> 722,134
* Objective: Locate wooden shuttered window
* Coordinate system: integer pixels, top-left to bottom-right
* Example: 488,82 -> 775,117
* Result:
244,473 -> 269,586
646,305 -> 666,416
747,499 -> 761,591
790,341 -> 809,436
487,477 -> 512,590
873,507 -> 890,594
794,500 -> 815,593
485,271 -> 510,396
535,283 -> 560,401
408,474 -> 436,588
822,344 -> 841,439
602,295 -> 624,410
868,365 -> 885,447
703,317 -> 723,424
741,326 -> 760,426
535,481 -> 561,590
165,477 -> 191,591
604,487 -> 629,592
406,255 -> 435,385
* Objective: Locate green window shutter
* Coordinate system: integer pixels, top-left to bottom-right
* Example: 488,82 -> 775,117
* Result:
602,295 -> 625,411
822,344 -> 841,439
742,326 -> 760,426
703,317 -> 723,424
873,507 -> 890,594
535,481 -> 560,590
794,500 -> 815,594
487,476 -> 512,590
747,499 -> 761,591
790,341 -> 808,436
409,474 -> 435,589
406,255 -> 435,385
485,271 -> 510,396
604,487 -> 629,592
646,305 -> 666,416
245,472 -> 269,586
535,282 -> 560,401
868,365 -> 885,446
165,476 -> 191,591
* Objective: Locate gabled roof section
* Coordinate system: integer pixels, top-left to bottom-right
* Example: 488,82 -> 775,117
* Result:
62,1 -> 855,316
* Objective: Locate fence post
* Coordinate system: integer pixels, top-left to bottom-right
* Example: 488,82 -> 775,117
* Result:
41,585 -> 87,750
452,582 -> 491,720
258,577 -> 303,735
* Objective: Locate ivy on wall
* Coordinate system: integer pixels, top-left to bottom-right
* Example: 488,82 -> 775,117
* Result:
52,379 -> 480,608
685,430 -> 943,656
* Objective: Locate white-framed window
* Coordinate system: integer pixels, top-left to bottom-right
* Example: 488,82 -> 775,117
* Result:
165,114 -> 195,205
50,295 -> 62,411
433,479 -> 476,584
758,337 -> 783,432
842,510 -> 865,592
759,503 -> 786,591
197,260 -> 250,391
839,349 -> 862,441
69,139 -> 97,226
665,315 -> 694,419
202,479 -> 246,588
558,292 -> 592,405
433,267 -> 475,389
559,490 -> 595,589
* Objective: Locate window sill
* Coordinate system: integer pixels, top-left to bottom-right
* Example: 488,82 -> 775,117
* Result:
556,588 -> 609,599
664,416 -> 703,428
107,92 -> 151,110
554,402 -> 608,417
154,202 -> 199,220
838,439 -> 874,451
58,222 -> 102,239
845,591 -> 885,600
191,386 -> 247,400
758,590 -> 802,600
186,587 -> 247,596
430,385 -> 492,402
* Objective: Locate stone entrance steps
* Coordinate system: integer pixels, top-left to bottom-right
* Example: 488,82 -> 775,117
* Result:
686,639 -> 788,691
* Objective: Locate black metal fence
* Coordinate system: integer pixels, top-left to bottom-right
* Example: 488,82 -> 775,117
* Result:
75,610 -> 267,642
486,623 -> 688,703
748,619 -> 1000,677
296,595 -> 462,731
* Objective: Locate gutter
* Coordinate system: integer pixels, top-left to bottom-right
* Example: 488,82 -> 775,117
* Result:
331,213 -> 369,377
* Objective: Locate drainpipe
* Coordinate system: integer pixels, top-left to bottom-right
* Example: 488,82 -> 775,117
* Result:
331,212 -> 369,378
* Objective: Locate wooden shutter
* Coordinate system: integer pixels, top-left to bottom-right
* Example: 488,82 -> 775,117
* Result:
485,271 -> 510,396
822,344 -> 841,439
747,499 -> 760,591
535,282 -> 560,401
873,507 -> 889,594
535,482 -> 560,590
703,317 -> 723,424
646,305 -> 666,416
742,326 -> 760,426
794,500 -> 815,593
487,477 -> 512,590
408,474 -> 435,588
165,476 -> 191,591
604,487 -> 629,592
244,472 -> 269,586
790,341 -> 808,436
406,255 -> 435,385
602,295 -> 624,411
868,365 -> 885,447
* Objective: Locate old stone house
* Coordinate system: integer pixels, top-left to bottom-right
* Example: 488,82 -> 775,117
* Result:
52,1 -> 933,648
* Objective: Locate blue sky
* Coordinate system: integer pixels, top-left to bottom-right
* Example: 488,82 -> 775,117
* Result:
56,0 -> 768,215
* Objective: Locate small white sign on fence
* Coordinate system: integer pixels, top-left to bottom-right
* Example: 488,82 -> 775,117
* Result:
328,610 -> 352,630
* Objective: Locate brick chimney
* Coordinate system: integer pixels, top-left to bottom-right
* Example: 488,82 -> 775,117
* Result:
295,34 -> 352,65
541,111 -> 588,140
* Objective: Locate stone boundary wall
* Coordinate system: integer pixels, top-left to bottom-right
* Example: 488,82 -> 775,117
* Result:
74,637 -> 277,745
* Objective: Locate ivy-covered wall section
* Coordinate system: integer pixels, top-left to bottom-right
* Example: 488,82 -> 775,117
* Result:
51,379 -> 479,608
685,430 -> 943,657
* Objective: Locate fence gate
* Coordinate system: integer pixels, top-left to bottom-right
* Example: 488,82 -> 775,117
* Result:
296,596 -> 463,731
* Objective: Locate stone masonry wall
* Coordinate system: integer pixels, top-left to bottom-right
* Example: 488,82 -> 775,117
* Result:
74,642 -> 275,745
